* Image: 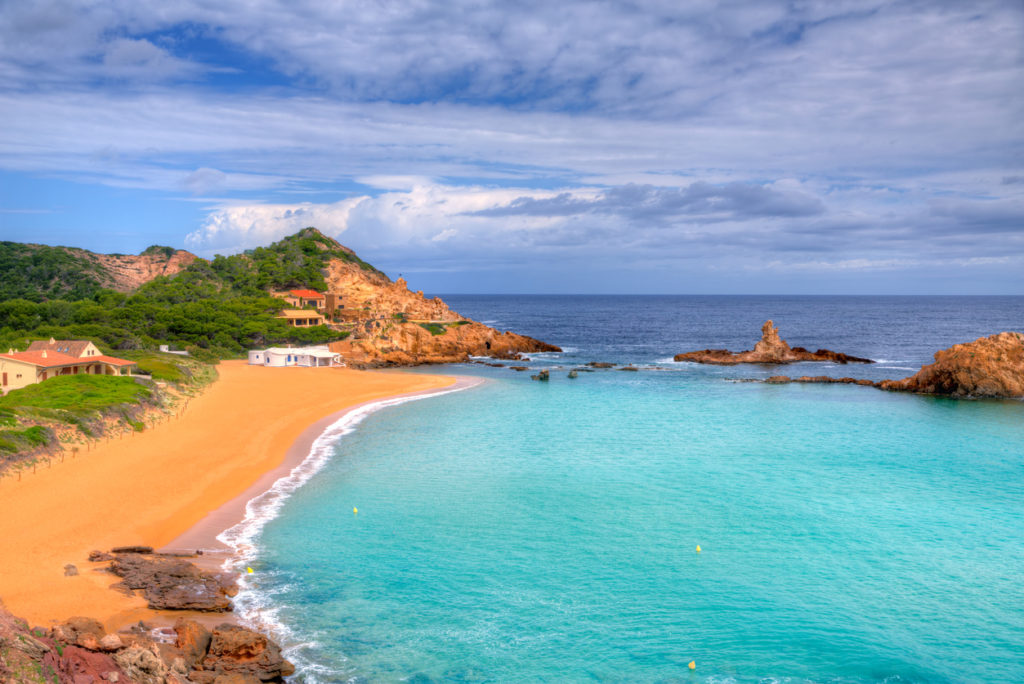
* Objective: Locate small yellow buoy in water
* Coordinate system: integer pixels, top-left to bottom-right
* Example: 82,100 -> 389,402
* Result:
696,545 -> 701,553
688,660 -> 696,670
353,507 -> 358,515
246,567 -> 254,574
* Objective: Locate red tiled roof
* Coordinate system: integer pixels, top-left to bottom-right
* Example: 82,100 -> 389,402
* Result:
289,289 -> 325,299
90,355 -> 136,366
0,351 -> 136,368
26,339 -> 93,357
0,350 -> 83,368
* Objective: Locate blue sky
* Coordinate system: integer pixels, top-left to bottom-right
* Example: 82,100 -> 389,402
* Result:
0,1 -> 1022,294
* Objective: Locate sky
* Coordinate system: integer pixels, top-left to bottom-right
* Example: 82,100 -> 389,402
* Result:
0,0 -> 1022,294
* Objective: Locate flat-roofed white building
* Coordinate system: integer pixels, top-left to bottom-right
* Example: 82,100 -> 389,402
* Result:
247,346 -> 342,368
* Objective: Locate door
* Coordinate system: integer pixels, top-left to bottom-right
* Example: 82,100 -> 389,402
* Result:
2,372 -> 6,386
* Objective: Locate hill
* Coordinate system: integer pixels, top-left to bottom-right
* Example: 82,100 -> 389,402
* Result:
0,241 -> 196,302
0,229 -> 558,365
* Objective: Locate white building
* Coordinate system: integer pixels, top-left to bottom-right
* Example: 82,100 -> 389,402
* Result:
247,346 -> 342,368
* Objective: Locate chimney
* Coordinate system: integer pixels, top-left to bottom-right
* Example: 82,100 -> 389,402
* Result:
42,350 -> 48,358
49,337 -> 56,344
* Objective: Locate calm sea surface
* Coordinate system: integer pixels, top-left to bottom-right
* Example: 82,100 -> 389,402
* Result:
226,296 -> 1024,683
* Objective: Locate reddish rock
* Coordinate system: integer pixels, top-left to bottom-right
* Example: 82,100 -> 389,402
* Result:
674,320 -> 873,365
198,624 -> 294,682
879,331 -> 1024,398
174,618 -> 213,669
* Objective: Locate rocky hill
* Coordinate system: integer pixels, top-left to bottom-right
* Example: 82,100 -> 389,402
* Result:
284,229 -> 560,365
0,229 -> 558,365
0,242 -> 196,301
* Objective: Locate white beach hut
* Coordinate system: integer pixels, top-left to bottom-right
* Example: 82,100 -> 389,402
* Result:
247,346 -> 342,367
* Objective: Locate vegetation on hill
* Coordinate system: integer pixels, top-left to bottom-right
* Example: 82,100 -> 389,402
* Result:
0,241 -> 110,302
0,229 -> 366,359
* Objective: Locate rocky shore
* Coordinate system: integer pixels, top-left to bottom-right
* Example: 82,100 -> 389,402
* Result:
674,320 -> 873,365
0,547 -> 293,683
763,331 -> 1024,399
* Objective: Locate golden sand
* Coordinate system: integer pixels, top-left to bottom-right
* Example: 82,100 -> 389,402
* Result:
0,361 -> 454,630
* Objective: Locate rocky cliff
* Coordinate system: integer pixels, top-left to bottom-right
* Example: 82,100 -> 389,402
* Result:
674,320 -> 873,365
878,331 -> 1024,398
87,248 -> 198,292
294,229 -> 560,365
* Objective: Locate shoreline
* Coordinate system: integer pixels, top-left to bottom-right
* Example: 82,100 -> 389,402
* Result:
161,374 -> 484,558
0,361 -> 466,631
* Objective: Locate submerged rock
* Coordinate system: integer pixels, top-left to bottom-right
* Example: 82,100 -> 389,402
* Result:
568,370 -> 578,379
531,369 -> 550,381
674,320 -> 873,365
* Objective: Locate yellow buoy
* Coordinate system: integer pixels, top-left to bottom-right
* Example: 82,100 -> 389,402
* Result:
688,660 -> 696,670
696,545 -> 701,553
353,507 -> 358,515
246,567 -> 254,574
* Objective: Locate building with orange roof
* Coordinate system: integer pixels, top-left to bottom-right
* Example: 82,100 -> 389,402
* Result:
0,340 -> 137,395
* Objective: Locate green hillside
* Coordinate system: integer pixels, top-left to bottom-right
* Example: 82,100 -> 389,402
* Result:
0,228 -> 362,359
0,241 -> 112,302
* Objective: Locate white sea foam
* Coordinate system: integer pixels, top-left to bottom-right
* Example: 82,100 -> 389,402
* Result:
217,378 -> 481,682
878,366 -> 916,371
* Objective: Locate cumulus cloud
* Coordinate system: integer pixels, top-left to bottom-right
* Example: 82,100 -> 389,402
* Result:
1,0 -> 1022,290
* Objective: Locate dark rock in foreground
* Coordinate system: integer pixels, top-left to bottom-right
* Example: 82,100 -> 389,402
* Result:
675,320 -> 873,365
109,553 -> 236,612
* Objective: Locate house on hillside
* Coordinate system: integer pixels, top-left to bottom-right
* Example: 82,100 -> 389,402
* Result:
0,339 -> 137,395
277,309 -> 327,327
282,289 -> 326,310
247,346 -> 342,367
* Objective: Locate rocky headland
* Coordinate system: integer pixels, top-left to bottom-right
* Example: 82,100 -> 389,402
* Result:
763,331 -> 1024,399
674,320 -> 873,365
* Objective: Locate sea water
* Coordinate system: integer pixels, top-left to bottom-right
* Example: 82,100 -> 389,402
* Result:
224,296 -> 1024,683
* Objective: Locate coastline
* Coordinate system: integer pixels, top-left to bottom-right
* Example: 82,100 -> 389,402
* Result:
162,374 -> 484,557
0,361 -> 465,631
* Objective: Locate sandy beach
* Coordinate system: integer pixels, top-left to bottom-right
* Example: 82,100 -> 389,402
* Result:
0,361 -> 455,630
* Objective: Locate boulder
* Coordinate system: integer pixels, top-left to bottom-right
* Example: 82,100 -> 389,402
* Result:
174,618 -> 213,669
567,370 -> 578,379
53,616 -> 106,650
198,624 -> 294,682
586,362 -> 615,368
64,563 -> 79,576
113,645 -> 171,684
531,370 -> 550,381
89,550 -> 115,562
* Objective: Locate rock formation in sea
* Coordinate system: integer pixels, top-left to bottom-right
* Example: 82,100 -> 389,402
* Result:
674,320 -> 874,365
763,332 -> 1024,399
878,331 -> 1024,398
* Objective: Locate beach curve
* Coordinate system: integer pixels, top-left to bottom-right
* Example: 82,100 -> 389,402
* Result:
0,360 -> 463,630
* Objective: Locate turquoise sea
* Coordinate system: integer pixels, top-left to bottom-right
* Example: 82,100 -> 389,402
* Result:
221,296 -> 1024,683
